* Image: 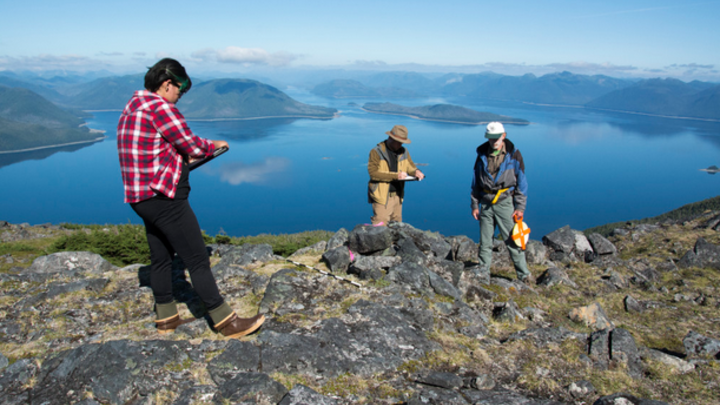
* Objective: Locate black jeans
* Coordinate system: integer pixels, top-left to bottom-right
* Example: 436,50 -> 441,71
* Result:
131,197 -> 224,311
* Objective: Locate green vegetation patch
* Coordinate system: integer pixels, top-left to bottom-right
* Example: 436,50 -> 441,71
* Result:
216,230 -> 334,257
52,224 -> 151,267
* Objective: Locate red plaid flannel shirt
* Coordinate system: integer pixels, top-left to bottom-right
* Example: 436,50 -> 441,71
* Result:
117,90 -> 215,203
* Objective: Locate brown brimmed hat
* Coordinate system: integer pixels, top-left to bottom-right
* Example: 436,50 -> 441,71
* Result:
386,125 -> 411,144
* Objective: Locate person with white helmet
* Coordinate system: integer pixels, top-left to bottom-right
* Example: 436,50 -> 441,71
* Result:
471,122 -> 531,283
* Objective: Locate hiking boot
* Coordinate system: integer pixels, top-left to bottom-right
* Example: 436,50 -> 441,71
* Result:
214,313 -> 265,338
155,314 -> 192,334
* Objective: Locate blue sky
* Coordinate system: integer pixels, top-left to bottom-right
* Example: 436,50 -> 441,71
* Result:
1,0 -> 718,80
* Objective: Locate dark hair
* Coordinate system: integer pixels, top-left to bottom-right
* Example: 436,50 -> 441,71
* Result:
144,58 -> 192,93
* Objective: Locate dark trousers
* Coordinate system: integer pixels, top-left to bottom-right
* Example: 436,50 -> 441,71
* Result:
131,198 -> 224,311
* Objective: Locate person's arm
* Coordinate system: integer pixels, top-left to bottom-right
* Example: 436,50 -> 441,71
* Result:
512,149 -> 527,215
368,149 -> 398,182
405,151 -> 425,180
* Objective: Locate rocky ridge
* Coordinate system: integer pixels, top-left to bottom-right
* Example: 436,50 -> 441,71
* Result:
0,213 -> 719,404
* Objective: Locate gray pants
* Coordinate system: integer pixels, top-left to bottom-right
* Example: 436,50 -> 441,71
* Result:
478,197 -> 530,280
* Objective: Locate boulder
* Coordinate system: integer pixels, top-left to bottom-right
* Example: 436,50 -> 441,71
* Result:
386,261 -> 432,295
288,240 -> 327,258
610,328 -> 643,378
587,233 -> 617,256
589,328 -> 611,370
573,231 -> 594,257
322,246 -> 352,273
427,259 -> 464,287
624,295 -> 643,313
446,235 -> 477,262
23,252 -> 115,275
218,243 -> 274,266
639,348 -> 694,374
348,255 -> 400,280
569,302 -> 614,330
427,270 -> 462,300
259,268 -> 314,315
543,226 -> 576,254
493,301 -> 524,323
525,240 -> 548,265
683,330 -> 720,358
326,228 -> 349,250
395,236 -> 427,265
537,267 -> 578,288
677,237 -> 720,269
348,225 -> 393,254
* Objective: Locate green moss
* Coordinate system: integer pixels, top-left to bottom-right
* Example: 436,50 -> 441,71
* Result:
164,357 -> 194,372
269,372 -> 312,391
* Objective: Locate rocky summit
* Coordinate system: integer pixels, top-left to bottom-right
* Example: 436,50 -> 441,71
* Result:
0,214 -> 719,405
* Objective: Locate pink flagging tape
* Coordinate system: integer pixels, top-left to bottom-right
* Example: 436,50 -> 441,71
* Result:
348,248 -> 355,262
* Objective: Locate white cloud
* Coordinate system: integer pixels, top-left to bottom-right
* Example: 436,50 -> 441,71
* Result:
212,157 -> 291,186
191,46 -> 298,67
0,54 -> 109,71
665,63 -> 715,70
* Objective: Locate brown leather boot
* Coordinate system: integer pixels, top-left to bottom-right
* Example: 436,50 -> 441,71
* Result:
155,314 -> 192,334
214,312 -> 265,338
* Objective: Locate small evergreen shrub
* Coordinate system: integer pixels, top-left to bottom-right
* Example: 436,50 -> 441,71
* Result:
52,224 -> 150,266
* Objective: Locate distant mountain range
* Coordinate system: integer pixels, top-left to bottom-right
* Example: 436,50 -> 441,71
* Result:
1,69 -> 719,153
0,74 -> 337,152
586,78 -> 720,120
312,79 -> 421,98
0,86 -> 100,152
362,102 -> 528,125
310,71 -> 720,120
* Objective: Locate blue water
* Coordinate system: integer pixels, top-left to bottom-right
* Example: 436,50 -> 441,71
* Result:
2,90 -> 720,241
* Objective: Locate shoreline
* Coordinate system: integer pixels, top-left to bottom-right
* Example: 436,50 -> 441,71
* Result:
0,136 -> 107,155
186,112 -> 340,122
360,108 -> 531,126
518,101 -> 720,123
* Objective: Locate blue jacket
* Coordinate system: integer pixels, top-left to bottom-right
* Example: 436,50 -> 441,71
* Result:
471,139 -> 527,212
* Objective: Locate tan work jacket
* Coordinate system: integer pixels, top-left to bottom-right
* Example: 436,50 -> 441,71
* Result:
367,141 -> 417,205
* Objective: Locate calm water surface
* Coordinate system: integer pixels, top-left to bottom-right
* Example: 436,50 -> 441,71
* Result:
2,90 -> 719,241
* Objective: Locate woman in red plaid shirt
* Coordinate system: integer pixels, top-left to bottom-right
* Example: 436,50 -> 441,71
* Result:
117,58 -> 264,338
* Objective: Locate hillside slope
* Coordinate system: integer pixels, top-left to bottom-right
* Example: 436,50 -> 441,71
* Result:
0,87 -> 99,152
1,197 -> 719,404
180,79 -> 337,119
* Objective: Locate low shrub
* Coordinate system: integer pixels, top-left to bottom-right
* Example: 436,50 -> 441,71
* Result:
52,224 -> 150,266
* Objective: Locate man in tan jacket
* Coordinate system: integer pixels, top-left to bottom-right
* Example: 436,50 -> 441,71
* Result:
367,125 -> 425,225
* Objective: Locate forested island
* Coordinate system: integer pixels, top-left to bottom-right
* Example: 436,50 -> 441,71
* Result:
362,102 -> 529,125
